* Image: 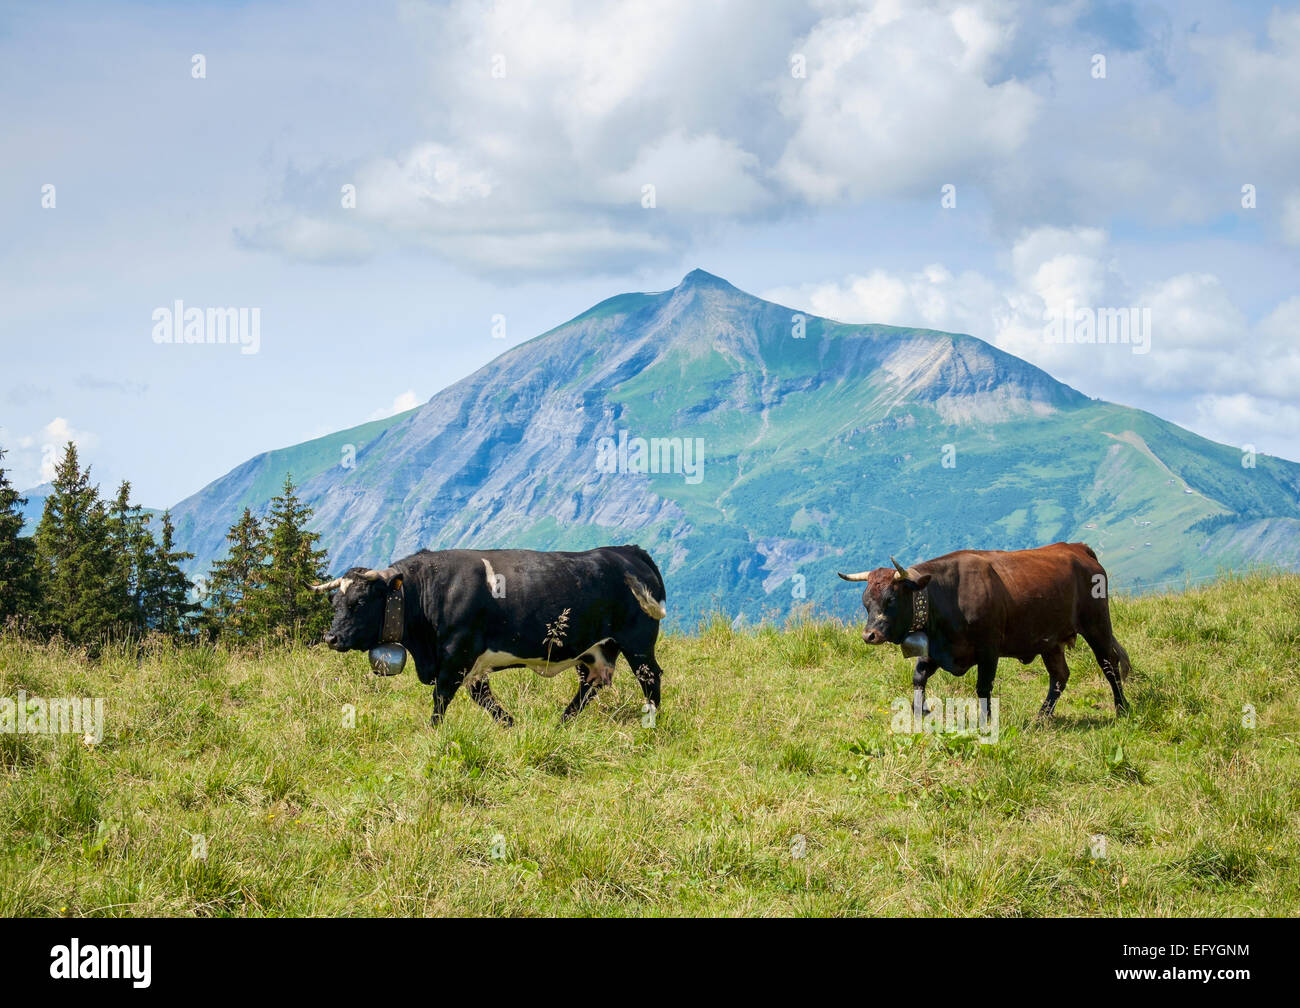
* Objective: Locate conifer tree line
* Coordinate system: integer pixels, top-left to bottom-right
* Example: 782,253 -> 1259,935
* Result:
0,442 -> 332,648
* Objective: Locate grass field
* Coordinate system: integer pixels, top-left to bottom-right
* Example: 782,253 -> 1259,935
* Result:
2,573 -> 1298,917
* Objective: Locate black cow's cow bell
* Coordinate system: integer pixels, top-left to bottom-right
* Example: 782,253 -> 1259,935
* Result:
368,643 -> 408,676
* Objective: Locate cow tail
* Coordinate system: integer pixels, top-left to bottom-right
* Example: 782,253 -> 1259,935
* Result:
1112,636 -> 1131,680
625,572 -> 667,621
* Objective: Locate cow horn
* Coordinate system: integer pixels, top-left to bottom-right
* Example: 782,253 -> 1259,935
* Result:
890,556 -> 909,580
309,578 -> 342,592
360,567 -> 400,583
837,570 -> 873,582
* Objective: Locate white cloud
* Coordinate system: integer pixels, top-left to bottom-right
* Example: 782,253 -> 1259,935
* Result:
1195,11 -> 1300,184
1194,395 -> 1300,458
367,390 -> 422,422
602,131 -> 770,214
775,0 -> 1040,202
38,418 -> 97,482
764,226 -> 1300,460
238,3 -> 1300,272
765,263 -> 1003,335
0,417 -> 99,489
357,143 -> 494,224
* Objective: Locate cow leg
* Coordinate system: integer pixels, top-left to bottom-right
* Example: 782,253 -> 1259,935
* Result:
912,659 -> 936,718
1038,644 -> 1070,719
1089,636 -> 1130,715
560,671 -> 604,722
624,651 -> 663,711
430,686 -> 456,726
975,658 -> 997,731
468,678 -> 514,728
429,674 -> 463,727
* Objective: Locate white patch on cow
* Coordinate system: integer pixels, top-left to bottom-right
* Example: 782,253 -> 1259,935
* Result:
465,638 -> 616,687
579,640 -> 615,670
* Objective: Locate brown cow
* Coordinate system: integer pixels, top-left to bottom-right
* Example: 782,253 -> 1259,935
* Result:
838,542 -> 1130,721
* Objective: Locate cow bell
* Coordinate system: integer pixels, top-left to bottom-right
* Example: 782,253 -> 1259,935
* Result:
900,632 -> 929,660
368,643 -> 408,676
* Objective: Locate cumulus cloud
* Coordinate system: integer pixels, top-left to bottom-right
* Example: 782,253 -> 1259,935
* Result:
243,0 -> 790,274
1194,395 -> 1300,457
359,143 -> 494,218
765,226 -> 1300,461
766,263 -> 1004,336
238,2 -> 1300,272
0,417 -> 99,489
602,131 -> 771,214
775,0 -> 1040,202
367,390 -> 422,422
37,418 -> 97,482
1194,10 -> 1300,189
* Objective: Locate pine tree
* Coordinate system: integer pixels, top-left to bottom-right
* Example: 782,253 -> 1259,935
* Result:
204,508 -> 267,641
255,475 -> 332,642
0,446 -> 37,627
151,510 -> 198,636
33,442 -> 118,645
105,480 -> 153,636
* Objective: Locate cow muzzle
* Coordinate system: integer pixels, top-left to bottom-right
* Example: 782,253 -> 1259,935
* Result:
863,628 -> 887,645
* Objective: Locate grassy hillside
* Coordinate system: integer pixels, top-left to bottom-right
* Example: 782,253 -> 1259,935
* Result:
1,573 -> 1297,916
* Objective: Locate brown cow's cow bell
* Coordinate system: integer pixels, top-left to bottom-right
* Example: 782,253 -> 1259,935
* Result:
901,632 -> 929,660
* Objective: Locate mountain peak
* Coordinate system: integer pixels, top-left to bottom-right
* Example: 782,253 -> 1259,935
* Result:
676,268 -> 735,291
165,270 -> 1300,622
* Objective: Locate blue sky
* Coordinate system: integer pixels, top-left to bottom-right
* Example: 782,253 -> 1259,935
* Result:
2,0 -> 1297,505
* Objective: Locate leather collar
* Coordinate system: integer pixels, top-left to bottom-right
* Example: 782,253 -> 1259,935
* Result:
909,585 -> 929,633
380,581 -> 404,645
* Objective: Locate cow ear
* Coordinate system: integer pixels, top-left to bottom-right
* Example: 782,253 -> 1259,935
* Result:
389,574 -> 403,591
910,574 -> 931,590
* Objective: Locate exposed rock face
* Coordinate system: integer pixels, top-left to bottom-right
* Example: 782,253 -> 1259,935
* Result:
168,270 -> 1300,625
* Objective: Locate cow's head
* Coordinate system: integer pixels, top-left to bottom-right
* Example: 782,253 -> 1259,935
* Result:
310,567 -> 403,652
837,556 -> 931,645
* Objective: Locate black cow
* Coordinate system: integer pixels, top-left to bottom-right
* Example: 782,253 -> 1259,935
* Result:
312,545 -> 667,726
838,543 -> 1131,721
